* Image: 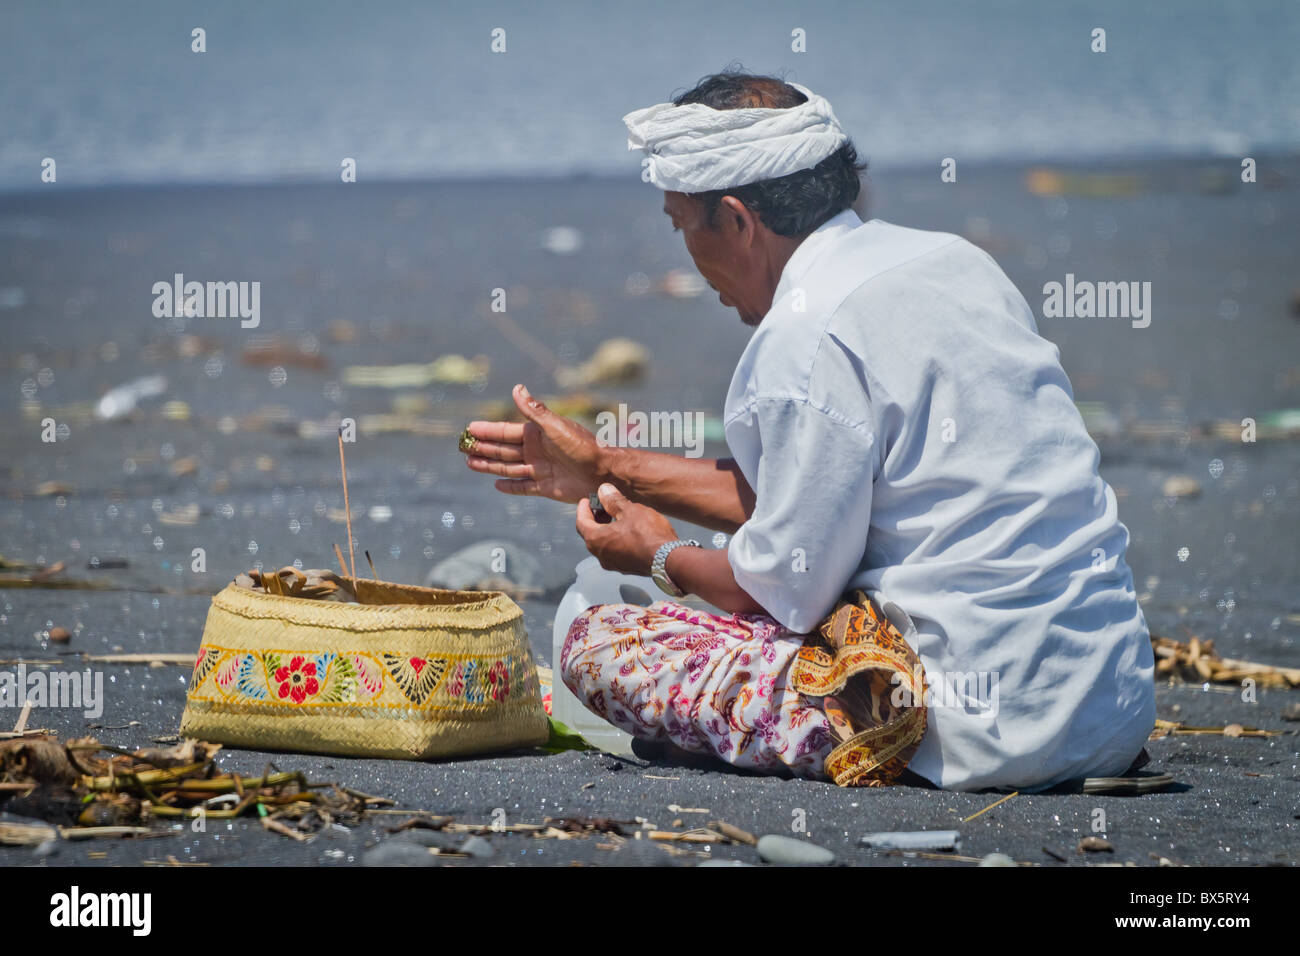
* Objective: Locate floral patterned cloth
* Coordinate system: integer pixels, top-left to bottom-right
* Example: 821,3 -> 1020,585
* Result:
560,601 -> 838,778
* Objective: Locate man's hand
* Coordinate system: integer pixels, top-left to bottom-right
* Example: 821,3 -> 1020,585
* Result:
462,384 -> 606,503
576,484 -> 676,575
461,384 -> 754,533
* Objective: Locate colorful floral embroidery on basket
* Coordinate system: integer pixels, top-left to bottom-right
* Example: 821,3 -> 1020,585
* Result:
190,645 -> 529,711
382,654 -> 447,705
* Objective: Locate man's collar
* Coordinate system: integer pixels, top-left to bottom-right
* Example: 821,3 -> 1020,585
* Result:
772,209 -> 864,306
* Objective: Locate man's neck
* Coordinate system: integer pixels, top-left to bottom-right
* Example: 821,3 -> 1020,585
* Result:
755,232 -> 811,317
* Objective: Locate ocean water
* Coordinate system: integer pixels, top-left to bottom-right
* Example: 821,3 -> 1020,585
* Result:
2,0 -> 1298,190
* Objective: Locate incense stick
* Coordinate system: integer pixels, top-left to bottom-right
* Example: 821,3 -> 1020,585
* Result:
337,428 -> 356,580
364,550 -> 379,580
332,542 -> 349,580
962,790 -> 1018,823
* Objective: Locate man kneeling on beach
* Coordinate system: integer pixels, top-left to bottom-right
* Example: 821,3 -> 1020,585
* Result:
460,70 -> 1155,792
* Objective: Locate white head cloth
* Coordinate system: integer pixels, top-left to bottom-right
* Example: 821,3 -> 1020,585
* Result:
624,82 -> 848,193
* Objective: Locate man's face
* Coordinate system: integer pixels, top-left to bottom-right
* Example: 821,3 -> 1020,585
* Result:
663,191 -> 765,326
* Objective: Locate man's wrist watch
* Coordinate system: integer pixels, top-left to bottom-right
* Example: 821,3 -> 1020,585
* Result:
650,539 -> 701,597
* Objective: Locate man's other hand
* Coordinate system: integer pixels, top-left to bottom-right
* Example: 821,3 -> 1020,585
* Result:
576,484 -> 676,575
462,384 -> 606,503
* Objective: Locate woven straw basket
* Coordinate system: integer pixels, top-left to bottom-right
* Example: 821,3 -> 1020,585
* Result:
179,579 -> 550,760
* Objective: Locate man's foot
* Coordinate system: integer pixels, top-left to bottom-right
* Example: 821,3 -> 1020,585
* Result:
1124,747 -> 1151,775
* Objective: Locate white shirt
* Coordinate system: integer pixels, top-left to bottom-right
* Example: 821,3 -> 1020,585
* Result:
723,210 -> 1156,792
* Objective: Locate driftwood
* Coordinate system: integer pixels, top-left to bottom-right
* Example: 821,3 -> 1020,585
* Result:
1152,635 -> 1300,689
1150,718 -> 1281,739
82,652 -> 196,665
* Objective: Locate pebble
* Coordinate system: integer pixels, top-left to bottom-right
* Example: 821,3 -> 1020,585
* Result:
459,835 -> 494,859
362,842 -> 438,867
541,226 -> 582,255
697,858 -> 754,867
1161,475 -> 1202,499
425,539 -> 566,596
390,829 -> 458,850
1077,836 -> 1115,853
756,834 -> 835,866
978,852 -> 1016,867
49,627 -> 71,644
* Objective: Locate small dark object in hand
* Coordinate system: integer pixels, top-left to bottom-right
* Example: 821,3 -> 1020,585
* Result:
589,492 -> 613,523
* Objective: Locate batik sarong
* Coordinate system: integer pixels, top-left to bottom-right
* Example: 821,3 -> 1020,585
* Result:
560,589 -> 928,786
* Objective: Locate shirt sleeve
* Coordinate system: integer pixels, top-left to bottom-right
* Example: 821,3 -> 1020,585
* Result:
725,397 -> 877,634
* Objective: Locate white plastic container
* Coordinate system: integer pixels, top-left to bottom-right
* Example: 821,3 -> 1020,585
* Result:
550,557 -> 650,755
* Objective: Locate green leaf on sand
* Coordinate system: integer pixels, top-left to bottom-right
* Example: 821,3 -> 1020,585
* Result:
541,716 -> 597,754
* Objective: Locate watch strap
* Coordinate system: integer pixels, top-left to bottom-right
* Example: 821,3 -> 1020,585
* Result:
651,539 -> 700,597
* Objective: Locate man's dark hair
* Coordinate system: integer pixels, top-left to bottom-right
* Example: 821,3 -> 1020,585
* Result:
671,69 -> 867,237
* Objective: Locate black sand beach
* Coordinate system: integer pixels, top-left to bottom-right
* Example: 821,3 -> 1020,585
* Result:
1,156 -> 1297,867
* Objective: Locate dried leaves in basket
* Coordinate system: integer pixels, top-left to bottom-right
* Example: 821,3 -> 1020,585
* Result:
233,566 -> 358,603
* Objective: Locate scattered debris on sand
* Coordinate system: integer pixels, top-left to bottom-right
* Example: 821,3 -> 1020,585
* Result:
357,810 -> 766,865
860,830 -> 961,851
0,561 -> 118,591
1025,168 -> 1143,198
1151,634 -> 1300,688
80,652 -> 196,666
556,338 -> 649,388
1077,836 -> 1115,853
0,735 -> 381,842
31,482 -> 74,497
1160,475 -> 1202,499
94,374 -> 167,421
1150,719 -> 1281,739
658,269 -> 706,299
240,335 -> 328,370
343,355 -> 489,389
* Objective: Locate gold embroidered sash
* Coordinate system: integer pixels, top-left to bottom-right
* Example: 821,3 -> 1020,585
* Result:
789,590 -> 928,787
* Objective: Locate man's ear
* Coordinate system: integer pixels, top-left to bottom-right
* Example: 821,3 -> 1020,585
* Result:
718,195 -> 758,246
